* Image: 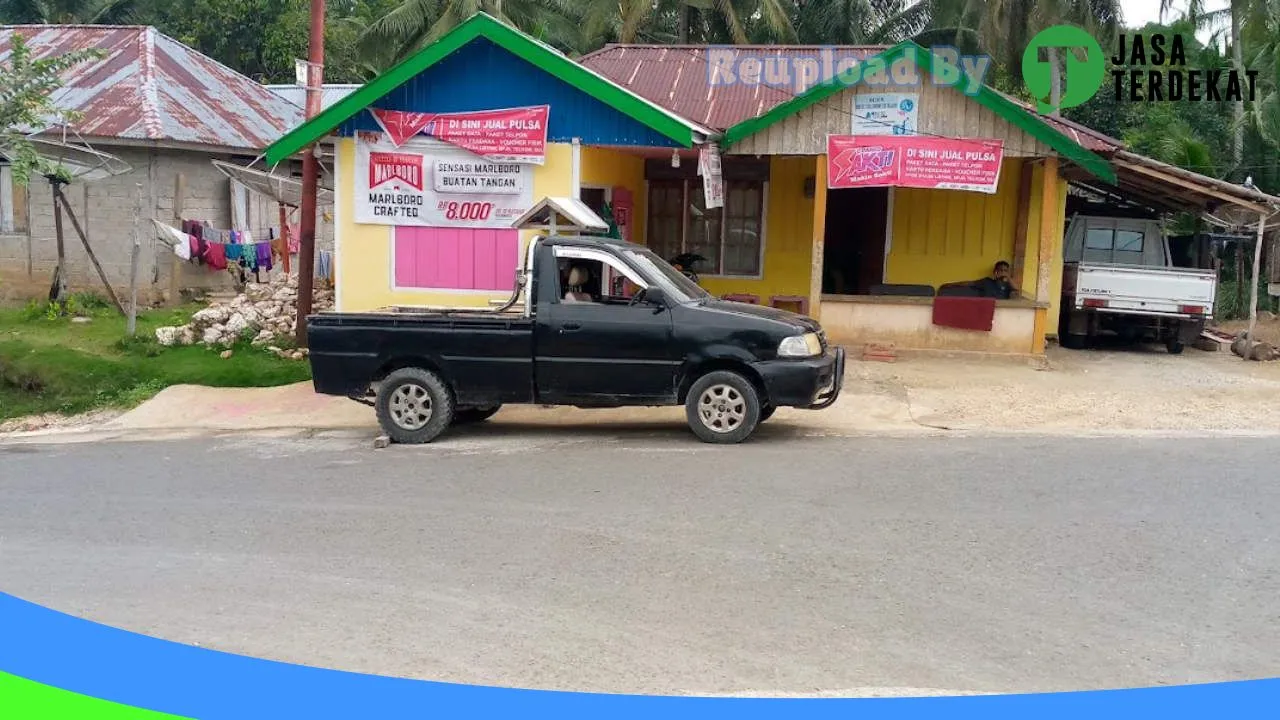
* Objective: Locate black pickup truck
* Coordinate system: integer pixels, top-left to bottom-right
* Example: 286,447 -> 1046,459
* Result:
308,235 -> 844,444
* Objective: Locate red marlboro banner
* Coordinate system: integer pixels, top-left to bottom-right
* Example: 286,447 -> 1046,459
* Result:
368,151 -> 424,191
827,135 -> 1004,194
371,106 -> 549,164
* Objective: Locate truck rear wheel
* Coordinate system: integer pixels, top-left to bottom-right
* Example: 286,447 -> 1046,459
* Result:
1166,339 -> 1185,354
376,367 -> 454,444
685,370 -> 762,444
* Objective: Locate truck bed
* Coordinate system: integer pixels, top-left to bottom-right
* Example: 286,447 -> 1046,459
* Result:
307,310 -> 535,403
1064,262 -> 1216,318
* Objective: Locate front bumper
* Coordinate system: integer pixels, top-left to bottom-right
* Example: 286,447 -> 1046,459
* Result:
752,346 -> 845,409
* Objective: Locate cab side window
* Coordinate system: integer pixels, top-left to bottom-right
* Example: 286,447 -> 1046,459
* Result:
554,250 -> 648,305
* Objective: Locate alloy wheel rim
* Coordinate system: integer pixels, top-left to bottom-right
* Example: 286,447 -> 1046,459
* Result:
698,384 -> 745,433
389,383 -> 432,430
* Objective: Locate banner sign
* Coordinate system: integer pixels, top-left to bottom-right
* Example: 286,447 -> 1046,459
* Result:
354,136 -> 534,228
698,144 -> 724,209
851,93 -> 918,136
827,135 -> 1004,194
370,106 -> 549,164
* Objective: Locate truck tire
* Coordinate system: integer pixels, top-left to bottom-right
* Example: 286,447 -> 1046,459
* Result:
1166,339 -> 1185,355
1061,333 -> 1087,350
685,370 -> 762,444
454,405 -> 501,424
375,367 -> 454,444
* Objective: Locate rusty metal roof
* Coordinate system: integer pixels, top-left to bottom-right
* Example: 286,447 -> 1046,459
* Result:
580,45 -> 878,131
0,25 -> 302,151
580,43 -> 1124,153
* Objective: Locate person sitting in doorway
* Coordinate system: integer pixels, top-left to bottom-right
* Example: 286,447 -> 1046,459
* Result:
972,260 -> 1020,299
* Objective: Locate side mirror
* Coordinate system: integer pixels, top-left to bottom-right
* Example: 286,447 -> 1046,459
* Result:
641,286 -> 668,308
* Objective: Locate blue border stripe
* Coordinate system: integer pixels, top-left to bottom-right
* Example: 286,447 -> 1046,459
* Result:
1,592 -> 1277,718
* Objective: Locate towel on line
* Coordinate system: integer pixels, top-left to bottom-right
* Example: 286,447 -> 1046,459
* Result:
932,296 -> 996,332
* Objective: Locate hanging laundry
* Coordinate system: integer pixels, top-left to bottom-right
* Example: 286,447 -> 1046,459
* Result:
205,242 -> 228,271
225,243 -> 243,262
255,242 -> 273,272
286,223 -> 300,253
152,220 -> 193,261
316,250 -> 333,282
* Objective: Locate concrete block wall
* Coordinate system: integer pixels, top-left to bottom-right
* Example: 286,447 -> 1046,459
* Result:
0,143 -> 335,304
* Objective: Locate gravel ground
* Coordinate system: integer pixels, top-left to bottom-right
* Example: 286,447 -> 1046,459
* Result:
834,344 -> 1280,434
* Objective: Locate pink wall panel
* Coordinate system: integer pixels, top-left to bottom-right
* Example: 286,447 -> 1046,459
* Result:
394,227 -> 517,291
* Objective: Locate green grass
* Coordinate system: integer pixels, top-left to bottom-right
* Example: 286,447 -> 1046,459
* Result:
0,299 -> 311,421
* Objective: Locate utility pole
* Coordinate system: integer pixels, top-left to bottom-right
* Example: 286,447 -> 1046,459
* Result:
296,0 -> 325,346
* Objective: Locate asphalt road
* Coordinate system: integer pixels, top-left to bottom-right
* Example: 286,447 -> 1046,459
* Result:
1,428 -> 1278,695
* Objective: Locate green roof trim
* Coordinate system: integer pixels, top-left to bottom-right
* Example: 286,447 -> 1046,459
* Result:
721,42 -> 1115,184
264,13 -> 699,165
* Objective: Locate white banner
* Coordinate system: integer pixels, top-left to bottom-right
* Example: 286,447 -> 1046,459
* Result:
354,136 -> 534,228
852,92 -> 918,136
698,144 -> 724,209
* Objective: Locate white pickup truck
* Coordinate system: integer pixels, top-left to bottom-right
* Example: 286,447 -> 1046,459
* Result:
1060,215 -> 1216,354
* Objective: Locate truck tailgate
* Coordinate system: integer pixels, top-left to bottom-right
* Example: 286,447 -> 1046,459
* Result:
1065,263 -> 1216,317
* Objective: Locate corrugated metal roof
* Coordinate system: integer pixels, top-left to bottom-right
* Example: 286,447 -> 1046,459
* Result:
266,84 -> 361,113
0,25 -> 303,151
580,43 -> 1124,153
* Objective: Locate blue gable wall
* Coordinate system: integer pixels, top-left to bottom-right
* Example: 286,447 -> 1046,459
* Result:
338,38 -> 682,147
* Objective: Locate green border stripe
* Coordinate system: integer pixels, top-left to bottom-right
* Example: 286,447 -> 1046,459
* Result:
0,671 -> 190,720
721,42 -> 1115,183
264,13 -> 695,164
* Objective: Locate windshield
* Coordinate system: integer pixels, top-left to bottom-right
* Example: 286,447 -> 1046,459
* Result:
621,247 -> 712,303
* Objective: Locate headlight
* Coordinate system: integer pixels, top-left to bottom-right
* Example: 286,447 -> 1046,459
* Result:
777,332 -> 822,358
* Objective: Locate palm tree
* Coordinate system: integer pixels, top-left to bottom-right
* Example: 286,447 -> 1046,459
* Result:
1160,0 -> 1244,172
362,0 -> 579,62
954,0 -> 1121,113
793,0 -> 936,45
0,0 -> 137,23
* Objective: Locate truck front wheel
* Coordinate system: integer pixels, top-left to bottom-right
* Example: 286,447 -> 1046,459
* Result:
375,367 -> 455,444
685,370 -> 762,444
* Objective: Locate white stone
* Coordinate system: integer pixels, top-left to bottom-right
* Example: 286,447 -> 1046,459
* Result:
225,312 -> 248,335
201,327 -> 222,345
155,326 -> 180,346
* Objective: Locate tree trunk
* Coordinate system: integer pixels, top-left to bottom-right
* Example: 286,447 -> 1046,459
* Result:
54,185 -> 126,315
48,180 -> 67,304
1231,0 -> 1244,175
1048,46 -> 1062,116
678,5 -> 690,43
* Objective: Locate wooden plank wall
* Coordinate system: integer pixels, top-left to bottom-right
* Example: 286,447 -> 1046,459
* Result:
729,82 -> 1054,157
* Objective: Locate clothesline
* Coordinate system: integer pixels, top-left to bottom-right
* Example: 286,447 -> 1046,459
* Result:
152,218 -> 333,283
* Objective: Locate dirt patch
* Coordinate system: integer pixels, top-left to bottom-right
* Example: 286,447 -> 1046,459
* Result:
1216,315 -> 1280,347
0,408 -> 124,434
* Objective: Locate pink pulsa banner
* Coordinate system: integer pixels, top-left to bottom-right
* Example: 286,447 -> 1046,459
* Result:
371,106 -> 549,164
827,135 -> 1004,194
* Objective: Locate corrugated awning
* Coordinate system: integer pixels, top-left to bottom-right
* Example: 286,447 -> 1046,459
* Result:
1105,151 -> 1279,215
212,160 -> 332,208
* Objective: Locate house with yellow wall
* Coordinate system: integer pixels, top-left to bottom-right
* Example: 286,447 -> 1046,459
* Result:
268,13 -> 1260,356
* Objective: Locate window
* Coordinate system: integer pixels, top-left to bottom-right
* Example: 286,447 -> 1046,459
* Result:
1115,230 -> 1144,252
0,164 -> 27,234
553,247 -> 648,303
646,178 -> 764,277
1085,228 -> 1145,253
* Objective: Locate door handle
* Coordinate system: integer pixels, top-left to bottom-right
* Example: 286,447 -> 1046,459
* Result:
560,322 -> 582,332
